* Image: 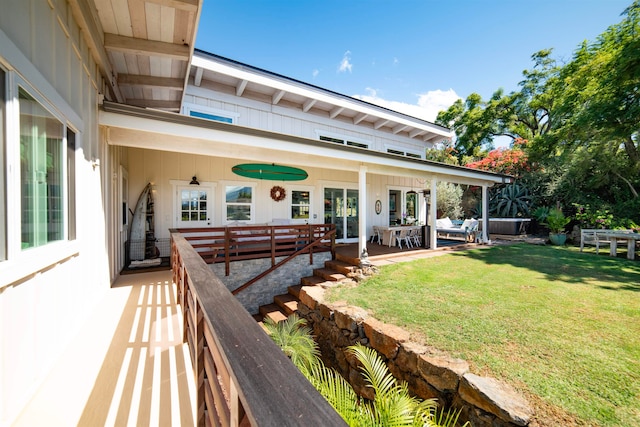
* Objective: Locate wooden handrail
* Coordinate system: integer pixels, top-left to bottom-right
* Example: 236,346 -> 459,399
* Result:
172,224 -> 335,276
171,232 -> 345,427
232,227 -> 336,295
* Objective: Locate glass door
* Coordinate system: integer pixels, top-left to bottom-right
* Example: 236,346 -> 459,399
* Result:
177,186 -> 212,227
324,188 -> 358,241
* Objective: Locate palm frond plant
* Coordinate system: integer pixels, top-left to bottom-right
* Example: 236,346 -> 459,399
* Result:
262,314 -> 319,372
264,314 -> 468,427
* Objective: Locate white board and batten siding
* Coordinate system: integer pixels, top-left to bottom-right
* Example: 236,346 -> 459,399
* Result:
183,87 -> 432,159
0,1 -> 113,425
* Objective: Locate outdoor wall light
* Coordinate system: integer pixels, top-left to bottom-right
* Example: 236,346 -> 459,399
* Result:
189,175 -> 200,185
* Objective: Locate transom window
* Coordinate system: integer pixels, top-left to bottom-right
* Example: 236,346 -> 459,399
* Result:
386,146 -> 423,159
183,103 -> 238,124
317,131 -> 370,149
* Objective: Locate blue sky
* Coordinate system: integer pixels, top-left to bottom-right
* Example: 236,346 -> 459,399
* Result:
195,0 -> 630,128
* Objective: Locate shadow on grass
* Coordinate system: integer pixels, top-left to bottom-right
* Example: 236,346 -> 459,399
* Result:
452,243 -> 640,292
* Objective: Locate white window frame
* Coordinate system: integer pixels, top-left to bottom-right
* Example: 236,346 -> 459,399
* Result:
170,179 -> 216,228
289,186 -> 314,224
222,181 -> 256,224
315,129 -> 370,149
1,71 -> 79,288
385,144 -> 424,159
183,102 -> 239,124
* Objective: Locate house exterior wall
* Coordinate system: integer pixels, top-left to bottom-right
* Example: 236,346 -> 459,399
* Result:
184,86 -> 430,158
124,147 -> 417,241
0,1 -> 110,424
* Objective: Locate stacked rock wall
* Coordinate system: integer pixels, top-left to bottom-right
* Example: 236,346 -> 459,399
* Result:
297,285 -> 534,427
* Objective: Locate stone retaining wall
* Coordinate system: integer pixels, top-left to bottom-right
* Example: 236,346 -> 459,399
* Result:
211,252 -> 331,314
297,285 -> 534,427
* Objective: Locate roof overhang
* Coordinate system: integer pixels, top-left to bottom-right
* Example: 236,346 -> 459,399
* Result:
188,50 -> 454,146
101,101 -> 511,187
79,0 -> 202,111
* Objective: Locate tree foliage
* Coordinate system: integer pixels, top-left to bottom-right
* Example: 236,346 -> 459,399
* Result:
439,1 -> 640,224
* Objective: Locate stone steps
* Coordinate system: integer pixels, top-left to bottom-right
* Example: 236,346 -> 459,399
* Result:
259,303 -> 288,323
313,268 -> 347,282
273,293 -> 298,315
257,257 -> 359,325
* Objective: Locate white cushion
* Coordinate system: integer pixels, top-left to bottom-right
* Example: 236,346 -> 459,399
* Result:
461,219 -> 473,230
437,217 -> 454,228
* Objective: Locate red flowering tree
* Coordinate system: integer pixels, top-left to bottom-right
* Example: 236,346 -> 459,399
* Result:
465,138 -> 534,178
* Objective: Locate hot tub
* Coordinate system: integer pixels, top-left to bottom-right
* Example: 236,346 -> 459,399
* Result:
479,218 -> 531,235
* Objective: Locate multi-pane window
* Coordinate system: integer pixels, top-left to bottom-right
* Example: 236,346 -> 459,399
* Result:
19,87 -> 65,249
226,186 -> 253,222
291,190 -> 310,220
181,189 -> 208,222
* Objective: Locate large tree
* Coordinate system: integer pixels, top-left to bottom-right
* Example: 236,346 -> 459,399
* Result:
435,50 -> 559,159
438,0 -> 640,217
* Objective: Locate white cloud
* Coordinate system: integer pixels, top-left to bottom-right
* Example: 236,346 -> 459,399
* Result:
338,51 -> 353,73
393,57 -> 399,66
352,88 -> 460,123
312,69 -> 319,78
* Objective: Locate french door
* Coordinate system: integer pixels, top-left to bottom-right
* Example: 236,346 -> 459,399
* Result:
324,188 -> 359,241
176,185 -> 213,228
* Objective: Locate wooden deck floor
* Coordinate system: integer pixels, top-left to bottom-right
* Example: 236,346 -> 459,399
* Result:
335,238 -> 477,263
13,270 -> 196,427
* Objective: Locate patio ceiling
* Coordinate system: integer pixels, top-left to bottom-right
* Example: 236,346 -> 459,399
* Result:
76,0 -> 202,112
189,51 -> 454,145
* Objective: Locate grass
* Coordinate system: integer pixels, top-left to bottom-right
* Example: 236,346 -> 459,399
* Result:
326,243 -> 640,427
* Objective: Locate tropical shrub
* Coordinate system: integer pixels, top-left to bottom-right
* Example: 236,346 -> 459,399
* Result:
489,182 -> 532,218
263,314 -> 467,427
572,203 -> 614,229
436,182 -> 464,219
544,207 -> 571,234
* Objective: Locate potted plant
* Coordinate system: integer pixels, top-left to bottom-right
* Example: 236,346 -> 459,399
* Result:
545,207 -> 571,245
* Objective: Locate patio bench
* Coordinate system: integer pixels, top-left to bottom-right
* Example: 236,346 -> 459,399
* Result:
436,217 -> 479,242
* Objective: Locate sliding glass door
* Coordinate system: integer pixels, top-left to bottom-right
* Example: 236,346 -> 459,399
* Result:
324,188 -> 359,241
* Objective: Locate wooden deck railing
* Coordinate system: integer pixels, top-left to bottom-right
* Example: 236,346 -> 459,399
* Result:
171,232 -> 346,427
173,224 -> 336,276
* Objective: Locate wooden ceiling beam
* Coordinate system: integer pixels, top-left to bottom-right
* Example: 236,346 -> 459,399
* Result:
374,119 -> 389,130
329,107 -> 344,119
353,113 -> 368,125
143,0 -> 198,12
194,66 -> 203,86
119,74 -> 184,90
104,33 -> 190,60
393,124 -> 410,134
272,90 -> 285,104
302,98 -> 317,112
409,128 -> 426,138
236,79 -> 248,96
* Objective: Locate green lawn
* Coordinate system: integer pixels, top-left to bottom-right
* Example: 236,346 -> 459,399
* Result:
326,244 -> 640,426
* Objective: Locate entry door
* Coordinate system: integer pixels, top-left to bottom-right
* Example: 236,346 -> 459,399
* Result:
177,186 -> 212,228
324,188 -> 359,241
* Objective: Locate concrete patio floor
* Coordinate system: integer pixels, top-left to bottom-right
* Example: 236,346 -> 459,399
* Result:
13,270 -> 196,427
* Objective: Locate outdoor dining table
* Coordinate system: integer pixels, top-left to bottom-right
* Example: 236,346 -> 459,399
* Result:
379,225 -> 421,247
597,230 -> 640,260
